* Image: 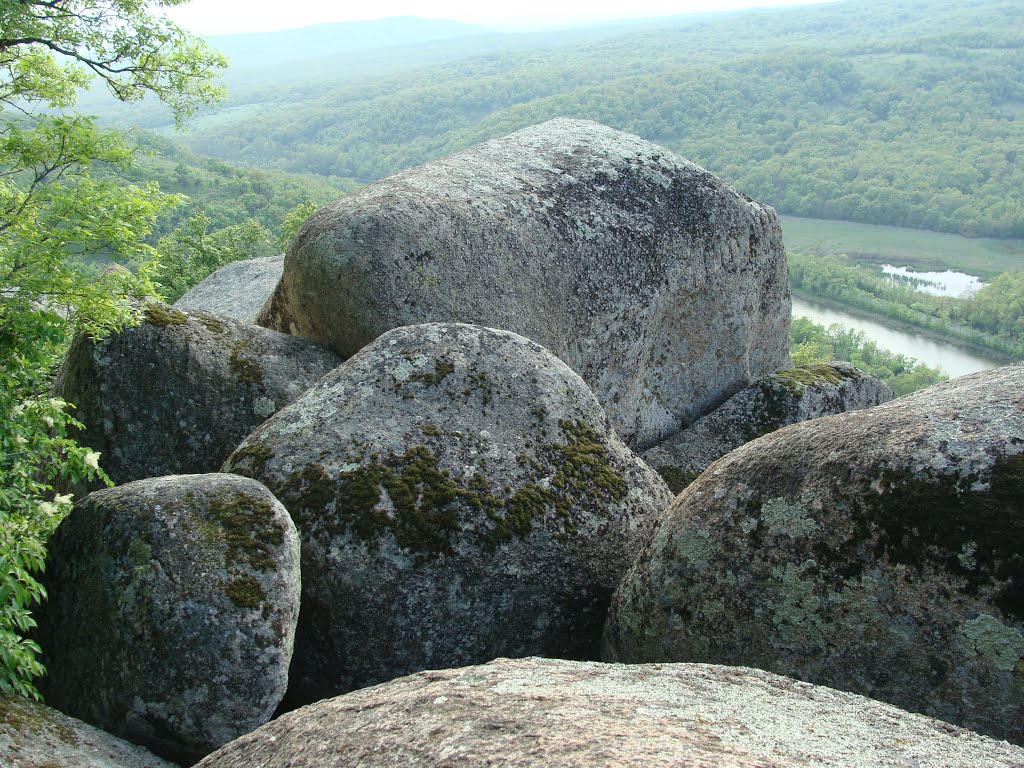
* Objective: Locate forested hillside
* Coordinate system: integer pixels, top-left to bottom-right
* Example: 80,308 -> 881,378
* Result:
114,133 -> 355,240
85,0 -> 1024,240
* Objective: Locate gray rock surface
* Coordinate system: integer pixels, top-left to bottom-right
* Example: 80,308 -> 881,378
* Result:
175,254 -> 284,324
195,657 -> 1024,768
54,301 -> 340,487
1,693 -> 176,768
257,118 -> 791,449
36,474 -> 302,765
643,362 -> 894,492
223,322 -> 673,704
605,363 -> 1024,744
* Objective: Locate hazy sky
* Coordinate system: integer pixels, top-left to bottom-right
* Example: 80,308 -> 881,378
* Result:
161,0 -> 835,36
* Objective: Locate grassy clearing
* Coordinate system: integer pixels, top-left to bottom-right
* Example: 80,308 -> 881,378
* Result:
780,216 -> 1024,279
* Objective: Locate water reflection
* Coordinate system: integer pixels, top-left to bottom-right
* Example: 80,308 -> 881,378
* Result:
880,265 -> 983,298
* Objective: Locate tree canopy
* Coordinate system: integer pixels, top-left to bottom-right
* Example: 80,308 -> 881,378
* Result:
135,0 -> 1023,239
0,0 -> 225,698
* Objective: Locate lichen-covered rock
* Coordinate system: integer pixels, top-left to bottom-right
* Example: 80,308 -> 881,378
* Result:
36,474 -> 301,765
195,657 -> 1024,768
223,322 -> 672,704
257,118 -> 791,449
605,363 -> 1024,743
643,362 -> 893,492
1,694 -> 177,768
54,301 -> 340,486
175,254 -> 284,324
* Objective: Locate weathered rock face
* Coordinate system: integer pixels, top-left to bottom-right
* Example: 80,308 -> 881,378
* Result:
1,694 -> 177,768
605,363 -> 1024,744
195,657 -> 1024,768
36,474 -> 302,765
643,362 -> 894,492
223,322 -> 672,704
54,302 -> 340,487
175,254 -> 284,324
257,118 -> 791,449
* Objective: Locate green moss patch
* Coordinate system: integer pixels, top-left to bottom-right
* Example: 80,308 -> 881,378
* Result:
206,490 -> 284,572
143,302 -> 188,326
274,419 -> 627,563
0,694 -> 78,745
224,574 -> 267,609
229,338 -> 265,385
739,364 -> 854,440
773,363 -> 852,391
196,314 -> 228,335
406,358 -> 455,386
229,441 -> 275,477
656,466 -> 700,494
187,488 -> 284,611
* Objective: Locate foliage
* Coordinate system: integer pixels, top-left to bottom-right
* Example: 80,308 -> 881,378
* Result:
964,272 -> 1024,342
0,0 -> 225,698
278,200 -> 318,252
780,216 -> 1024,280
0,308 -> 112,698
99,0 -> 1024,240
788,251 -> 1024,358
156,213 -> 271,302
0,0 -> 225,124
789,317 -> 947,396
113,132 -> 353,240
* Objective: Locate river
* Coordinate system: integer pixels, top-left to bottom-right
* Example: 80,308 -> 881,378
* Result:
791,296 -> 1005,379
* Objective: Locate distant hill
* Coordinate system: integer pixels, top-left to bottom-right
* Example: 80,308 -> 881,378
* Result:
84,0 -> 1024,240
207,17 -> 492,72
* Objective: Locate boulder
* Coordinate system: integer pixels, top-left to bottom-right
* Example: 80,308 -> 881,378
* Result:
604,363 -> 1024,743
223,322 -> 672,704
175,254 -> 284,324
1,693 -> 176,768
643,362 -> 894,492
54,301 -> 340,487
195,657 -> 1024,768
257,118 -> 791,449
36,473 -> 302,765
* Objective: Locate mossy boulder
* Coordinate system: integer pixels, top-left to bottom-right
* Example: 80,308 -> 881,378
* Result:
176,254 -> 284,324
194,657 -> 1024,768
605,363 -> 1024,744
257,118 -> 791,449
643,361 -> 893,492
223,322 -> 672,705
54,301 -> 340,487
0,693 -> 177,768
35,474 -> 302,765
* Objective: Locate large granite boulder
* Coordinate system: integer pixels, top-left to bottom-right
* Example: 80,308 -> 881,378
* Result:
1,694 -> 176,768
257,118 -> 791,449
36,474 -> 302,764
175,254 -> 284,324
224,322 -> 672,704
643,362 -> 894,492
195,657 -> 1024,768
605,363 -> 1024,743
54,301 -> 340,487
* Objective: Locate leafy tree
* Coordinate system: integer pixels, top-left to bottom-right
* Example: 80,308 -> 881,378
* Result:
0,308 -> 111,697
278,200 -> 318,252
789,317 -> 947,396
0,0 -> 225,698
156,213 -> 271,302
